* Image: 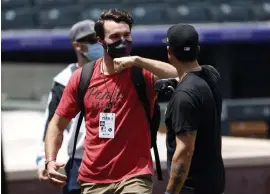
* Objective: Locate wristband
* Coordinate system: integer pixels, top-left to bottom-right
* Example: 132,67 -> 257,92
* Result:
45,160 -> 56,170
45,155 -> 56,170
46,154 -> 56,161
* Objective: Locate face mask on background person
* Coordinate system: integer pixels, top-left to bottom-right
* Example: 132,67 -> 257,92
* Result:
77,42 -> 104,62
104,39 -> 132,59
85,43 -> 104,61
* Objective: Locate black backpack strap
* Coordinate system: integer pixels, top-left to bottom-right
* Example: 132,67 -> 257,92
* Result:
131,67 -> 163,181
69,61 -> 96,169
131,67 -> 151,121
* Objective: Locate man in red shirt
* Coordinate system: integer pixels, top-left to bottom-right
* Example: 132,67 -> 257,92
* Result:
45,8 -> 177,194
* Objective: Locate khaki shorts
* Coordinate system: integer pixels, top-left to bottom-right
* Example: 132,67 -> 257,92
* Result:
79,174 -> 153,194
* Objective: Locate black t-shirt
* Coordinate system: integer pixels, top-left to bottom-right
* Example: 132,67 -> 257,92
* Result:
165,65 -> 225,194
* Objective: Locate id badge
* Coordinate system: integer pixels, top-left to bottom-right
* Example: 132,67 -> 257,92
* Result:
99,112 -> 115,138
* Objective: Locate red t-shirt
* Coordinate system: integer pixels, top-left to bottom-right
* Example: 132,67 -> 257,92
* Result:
56,58 -> 157,183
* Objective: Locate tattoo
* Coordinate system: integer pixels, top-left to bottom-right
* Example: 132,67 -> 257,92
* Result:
172,163 -> 186,176
166,130 -> 197,194
166,161 -> 189,194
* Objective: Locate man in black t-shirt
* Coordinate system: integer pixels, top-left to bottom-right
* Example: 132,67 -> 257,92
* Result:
164,24 -> 225,194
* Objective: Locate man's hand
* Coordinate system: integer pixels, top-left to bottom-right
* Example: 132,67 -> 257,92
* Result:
37,167 -> 49,181
47,161 -> 67,187
113,56 -> 137,72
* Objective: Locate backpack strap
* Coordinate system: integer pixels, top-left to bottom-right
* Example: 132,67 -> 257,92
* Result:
69,61 -> 96,169
131,67 -> 151,122
131,67 -> 163,181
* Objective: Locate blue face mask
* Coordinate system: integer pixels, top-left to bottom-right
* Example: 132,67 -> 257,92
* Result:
84,43 -> 104,61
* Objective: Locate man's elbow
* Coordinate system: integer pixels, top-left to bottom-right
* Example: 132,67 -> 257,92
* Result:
45,114 -> 69,139
174,131 -> 197,159
184,145 -> 195,159
50,114 -> 70,131
174,144 -> 194,162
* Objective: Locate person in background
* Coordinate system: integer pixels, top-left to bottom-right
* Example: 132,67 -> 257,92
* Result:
36,19 -> 104,194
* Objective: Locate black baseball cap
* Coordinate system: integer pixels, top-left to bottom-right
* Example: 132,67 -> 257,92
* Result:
164,24 -> 199,61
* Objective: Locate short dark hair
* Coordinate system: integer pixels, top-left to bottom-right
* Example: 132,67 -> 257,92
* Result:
95,8 -> 134,40
172,46 -> 199,62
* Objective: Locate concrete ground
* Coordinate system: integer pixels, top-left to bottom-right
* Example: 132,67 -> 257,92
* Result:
2,110 -> 270,194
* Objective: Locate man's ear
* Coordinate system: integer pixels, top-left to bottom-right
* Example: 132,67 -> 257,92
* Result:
98,37 -> 107,49
72,41 -> 79,51
167,46 -> 173,56
197,46 -> 200,55
97,36 -> 103,44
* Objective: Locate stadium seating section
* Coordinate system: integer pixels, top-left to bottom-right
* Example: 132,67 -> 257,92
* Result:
2,0 -> 270,29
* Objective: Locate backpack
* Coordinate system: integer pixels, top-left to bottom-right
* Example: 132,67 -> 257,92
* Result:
70,60 -> 163,181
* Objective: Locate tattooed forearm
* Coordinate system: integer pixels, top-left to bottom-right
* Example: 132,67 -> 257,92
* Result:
166,131 -> 197,194
166,159 -> 191,194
